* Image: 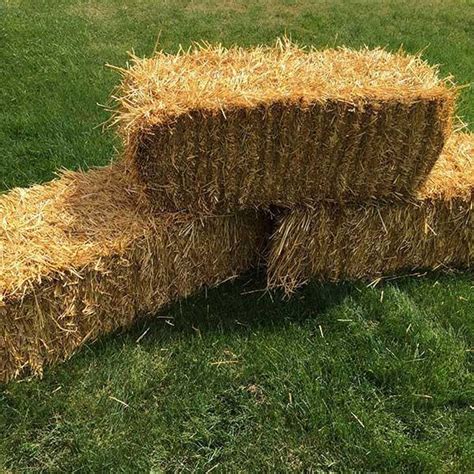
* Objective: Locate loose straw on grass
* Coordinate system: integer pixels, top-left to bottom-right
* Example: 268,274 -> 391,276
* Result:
110,39 -> 456,213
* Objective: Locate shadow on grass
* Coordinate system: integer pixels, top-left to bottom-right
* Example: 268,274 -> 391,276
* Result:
31,267 -> 472,383
1,269 -> 472,472
84,269 -> 354,343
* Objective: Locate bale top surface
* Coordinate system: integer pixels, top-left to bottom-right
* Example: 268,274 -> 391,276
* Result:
418,132 -> 473,201
0,164 -> 193,302
111,39 -> 454,142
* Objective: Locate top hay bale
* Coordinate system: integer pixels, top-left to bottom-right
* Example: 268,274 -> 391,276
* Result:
111,39 -> 456,213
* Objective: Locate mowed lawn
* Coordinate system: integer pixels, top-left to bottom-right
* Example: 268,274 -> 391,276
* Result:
1,0 -> 473,471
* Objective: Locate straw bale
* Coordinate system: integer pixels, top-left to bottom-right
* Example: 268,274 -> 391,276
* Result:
0,164 -> 266,383
111,39 -> 455,213
267,133 -> 473,293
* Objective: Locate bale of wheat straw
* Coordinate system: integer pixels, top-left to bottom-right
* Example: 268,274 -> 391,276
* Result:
0,164 -> 266,383
110,39 -> 456,213
267,133 -> 473,294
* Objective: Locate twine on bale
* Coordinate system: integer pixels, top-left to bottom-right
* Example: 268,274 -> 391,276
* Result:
0,163 -> 267,383
267,133 -> 473,294
109,39 -> 456,213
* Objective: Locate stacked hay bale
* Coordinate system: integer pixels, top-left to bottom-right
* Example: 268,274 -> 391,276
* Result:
1,40 -> 471,382
113,39 -> 471,292
0,164 -> 266,382
111,40 -> 455,213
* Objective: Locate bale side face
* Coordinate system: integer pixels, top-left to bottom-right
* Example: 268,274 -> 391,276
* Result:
113,42 -> 455,213
267,200 -> 472,293
135,97 -> 452,212
267,133 -> 473,293
0,168 -> 266,383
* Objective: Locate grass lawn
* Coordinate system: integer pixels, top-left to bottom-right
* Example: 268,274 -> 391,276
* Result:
1,0 -> 473,471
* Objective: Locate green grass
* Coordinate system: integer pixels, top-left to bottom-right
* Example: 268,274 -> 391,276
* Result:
1,0 -> 473,471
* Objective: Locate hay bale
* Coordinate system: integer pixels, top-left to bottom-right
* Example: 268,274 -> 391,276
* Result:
0,164 -> 266,382
267,133 -> 473,293
111,39 -> 455,213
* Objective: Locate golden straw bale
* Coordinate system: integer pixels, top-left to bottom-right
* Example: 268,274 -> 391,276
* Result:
267,133 -> 473,294
0,164 -> 266,382
110,39 -> 456,213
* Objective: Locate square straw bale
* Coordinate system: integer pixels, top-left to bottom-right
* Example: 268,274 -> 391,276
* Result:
111,39 -> 456,213
0,164 -> 267,383
267,133 -> 473,294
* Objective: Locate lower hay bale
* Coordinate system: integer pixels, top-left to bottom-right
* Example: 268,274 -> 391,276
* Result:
267,133 -> 473,294
0,164 -> 267,383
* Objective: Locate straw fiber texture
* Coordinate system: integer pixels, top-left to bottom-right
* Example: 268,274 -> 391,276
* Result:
0,164 -> 266,382
267,133 -> 473,294
111,40 -> 455,213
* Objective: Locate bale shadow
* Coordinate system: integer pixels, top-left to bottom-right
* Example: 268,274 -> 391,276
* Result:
66,267 -> 471,363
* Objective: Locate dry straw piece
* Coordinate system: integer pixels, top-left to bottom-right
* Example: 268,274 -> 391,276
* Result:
111,39 -> 456,213
267,133 -> 473,294
0,164 -> 267,383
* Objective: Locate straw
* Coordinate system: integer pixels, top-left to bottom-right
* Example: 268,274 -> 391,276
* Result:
267,133 -> 473,293
0,163 -> 267,382
110,39 -> 456,213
